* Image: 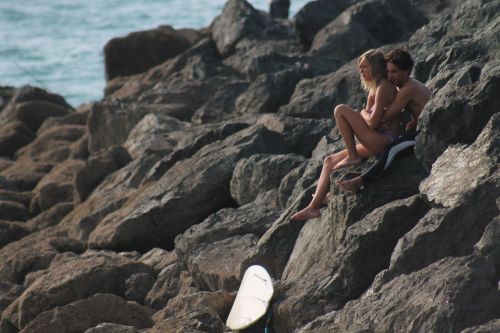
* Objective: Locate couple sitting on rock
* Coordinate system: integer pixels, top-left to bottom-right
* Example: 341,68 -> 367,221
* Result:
292,48 -> 431,222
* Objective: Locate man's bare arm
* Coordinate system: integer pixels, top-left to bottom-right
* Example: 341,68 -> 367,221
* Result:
382,87 -> 412,122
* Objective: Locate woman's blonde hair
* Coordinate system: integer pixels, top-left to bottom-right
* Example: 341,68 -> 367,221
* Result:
358,49 -> 387,93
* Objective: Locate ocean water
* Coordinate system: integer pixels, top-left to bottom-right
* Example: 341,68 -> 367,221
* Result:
0,0 -> 310,107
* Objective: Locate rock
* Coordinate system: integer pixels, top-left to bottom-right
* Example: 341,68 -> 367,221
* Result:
0,227 -> 85,285
0,280 -> 24,315
211,0 -> 267,57
2,250 -> 154,329
84,323 -> 142,333
19,293 -> 153,333
187,234 -> 259,292
0,220 -> 29,249
461,319 -> 500,333
278,60 -> 365,119
230,153 -> 306,205
29,159 -> 84,214
37,106 -> 90,134
148,308 -> 224,333
139,248 -> 178,274
0,190 -> 31,207
235,69 -> 307,115
86,125 -> 285,252
310,0 -> 427,60
25,202 -> 74,231
416,62 -> 500,170
0,201 -> 30,222
73,146 -> 132,203
142,121 -> 249,183
298,256 -> 500,333
474,216 -> 500,278
123,113 -> 191,159
0,161 -> 52,191
104,25 -> 199,81
0,121 -> 35,158
144,263 -> 187,310
391,113 -> 500,274
175,202 -> 280,267
153,290 -> 234,323
274,195 -> 430,331
14,125 -> 86,163
124,272 -> 155,304
256,114 -> 333,156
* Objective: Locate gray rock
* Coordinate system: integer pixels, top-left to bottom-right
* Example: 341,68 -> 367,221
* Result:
1,250 -> 154,329
84,323 -> 142,333
474,216 -> 500,278
0,201 -> 29,222
274,195 -> 430,331
0,160 -> 52,191
139,248 -> 177,274
310,0 -> 427,60
292,0 -> 353,47
0,190 -> 31,208
153,290 -> 234,324
0,281 -> 24,315
104,25 -> 199,81
187,234 -> 259,292
299,256 -> 500,333
25,202 -> 74,232
19,293 -> 153,333
278,60 -> 365,119
461,319 -> 500,333
125,272 -> 156,304
14,125 -> 86,163
211,0 -> 267,57
392,113 -> 500,274
0,221 -> 29,248
144,263 -> 185,310
74,146 -> 132,203
230,154 -> 306,205
235,69 -> 307,115
0,121 -> 35,158
86,125 -> 285,252
148,308 -> 224,333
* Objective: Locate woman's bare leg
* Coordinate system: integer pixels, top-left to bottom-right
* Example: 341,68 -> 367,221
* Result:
291,150 -> 347,221
334,104 -> 361,166
334,105 -> 391,169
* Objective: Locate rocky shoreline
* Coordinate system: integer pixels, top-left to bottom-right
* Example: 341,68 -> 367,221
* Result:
0,0 -> 499,332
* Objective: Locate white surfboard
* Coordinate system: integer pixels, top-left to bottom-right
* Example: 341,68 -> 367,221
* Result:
226,265 -> 274,330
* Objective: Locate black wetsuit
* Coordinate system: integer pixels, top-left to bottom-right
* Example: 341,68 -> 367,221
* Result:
361,130 -> 417,183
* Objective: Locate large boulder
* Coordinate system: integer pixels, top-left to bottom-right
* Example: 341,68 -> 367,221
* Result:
298,256 -> 500,333
230,153 -> 306,205
73,146 -> 132,203
148,308 -> 225,333
1,251 -> 154,330
86,125 -> 285,252
0,221 -> 29,248
310,0 -> 427,60
391,113 -> 499,275
104,25 -> 201,80
278,60 -> 365,119
211,0 -> 267,57
474,216 -> 500,278
0,121 -> 35,158
19,293 -> 153,333
274,195 -> 430,331
0,160 -> 53,191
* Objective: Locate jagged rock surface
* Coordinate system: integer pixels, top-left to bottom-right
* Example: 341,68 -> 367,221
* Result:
0,0 -> 498,332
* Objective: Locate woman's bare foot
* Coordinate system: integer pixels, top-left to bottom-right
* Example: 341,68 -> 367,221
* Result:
291,206 -> 321,221
336,177 -> 364,194
333,156 -> 362,169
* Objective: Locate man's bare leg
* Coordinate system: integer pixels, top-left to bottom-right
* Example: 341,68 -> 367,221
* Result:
336,176 -> 364,194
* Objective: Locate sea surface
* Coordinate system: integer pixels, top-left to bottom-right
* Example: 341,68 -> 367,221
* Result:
0,0 -> 310,107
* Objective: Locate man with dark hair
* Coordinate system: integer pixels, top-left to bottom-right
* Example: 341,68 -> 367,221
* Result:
269,0 -> 290,19
337,49 -> 431,193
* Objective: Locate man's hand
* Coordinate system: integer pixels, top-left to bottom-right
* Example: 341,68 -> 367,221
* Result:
406,115 -> 417,131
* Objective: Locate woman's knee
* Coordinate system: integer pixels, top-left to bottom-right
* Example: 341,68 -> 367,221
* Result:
324,154 -> 337,168
334,104 -> 348,117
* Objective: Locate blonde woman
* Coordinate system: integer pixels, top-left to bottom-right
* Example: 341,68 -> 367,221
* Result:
291,49 -> 399,221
